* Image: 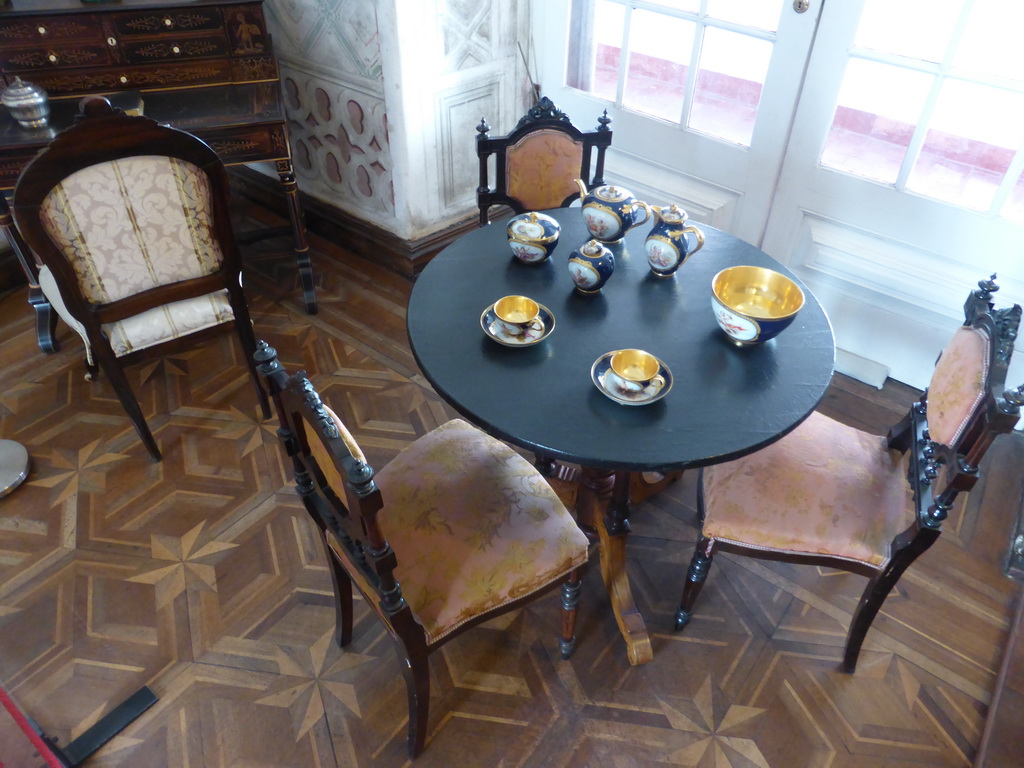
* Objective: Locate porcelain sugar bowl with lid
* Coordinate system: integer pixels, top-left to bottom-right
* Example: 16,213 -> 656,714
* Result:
506,211 -> 561,264
567,239 -> 615,294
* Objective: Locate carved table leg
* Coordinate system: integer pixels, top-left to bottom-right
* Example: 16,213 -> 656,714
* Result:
1,196 -> 58,353
578,466 -> 653,666
276,159 -> 318,315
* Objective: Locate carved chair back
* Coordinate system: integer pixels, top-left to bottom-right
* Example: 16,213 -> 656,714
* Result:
894,276 -> 1022,556
254,344 -> 416,636
476,96 -> 612,226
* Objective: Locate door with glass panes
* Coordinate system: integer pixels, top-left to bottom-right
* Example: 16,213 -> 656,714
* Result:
533,0 -> 1024,389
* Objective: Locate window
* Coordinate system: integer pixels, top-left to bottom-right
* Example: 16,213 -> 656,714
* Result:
820,0 -> 1024,221
566,0 -> 784,147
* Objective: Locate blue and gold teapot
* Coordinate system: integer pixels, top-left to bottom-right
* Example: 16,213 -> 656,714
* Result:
575,179 -> 651,243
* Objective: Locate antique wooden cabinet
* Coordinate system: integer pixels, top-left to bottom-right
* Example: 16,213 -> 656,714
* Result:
0,0 -> 278,97
0,0 -> 316,348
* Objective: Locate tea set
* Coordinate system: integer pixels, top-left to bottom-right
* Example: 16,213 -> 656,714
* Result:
491,181 -> 803,403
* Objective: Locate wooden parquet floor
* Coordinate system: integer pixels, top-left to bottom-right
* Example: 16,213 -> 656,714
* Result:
0,202 -> 1021,767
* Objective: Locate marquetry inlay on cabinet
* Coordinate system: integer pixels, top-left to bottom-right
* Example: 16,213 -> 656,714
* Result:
0,0 -> 277,98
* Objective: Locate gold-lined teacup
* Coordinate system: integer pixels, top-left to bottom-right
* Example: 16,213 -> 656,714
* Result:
493,295 -> 544,338
608,349 -> 665,394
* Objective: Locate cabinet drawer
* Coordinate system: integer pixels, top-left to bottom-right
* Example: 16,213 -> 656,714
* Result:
26,59 -> 235,97
1,44 -> 113,72
112,8 -> 223,38
193,123 -> 288,164
0,17 -> 100,46
119,34 -> 231,65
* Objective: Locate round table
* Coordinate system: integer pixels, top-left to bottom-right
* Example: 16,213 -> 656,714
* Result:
407,207 -> 835,663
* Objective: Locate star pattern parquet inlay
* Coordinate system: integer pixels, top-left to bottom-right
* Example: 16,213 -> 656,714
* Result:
0,203 -> 1019,767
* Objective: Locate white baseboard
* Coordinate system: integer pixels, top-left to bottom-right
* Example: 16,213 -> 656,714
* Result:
835,348 -> 890,389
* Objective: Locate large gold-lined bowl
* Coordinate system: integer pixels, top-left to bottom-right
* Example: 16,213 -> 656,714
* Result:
711,266 -> 805,345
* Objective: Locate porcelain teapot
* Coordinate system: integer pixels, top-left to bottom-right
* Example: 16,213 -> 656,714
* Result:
575,179 -> 651,243
644,204 -> 705,277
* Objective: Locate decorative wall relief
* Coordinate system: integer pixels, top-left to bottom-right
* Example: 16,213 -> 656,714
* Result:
440,0 -> 494,72
265,0 -> 383,82
282,67 -> 394,219
264,0 -> 530,238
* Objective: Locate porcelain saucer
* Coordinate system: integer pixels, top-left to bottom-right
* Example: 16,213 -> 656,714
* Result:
480,303 -> 555,346
591,351 -> 672,405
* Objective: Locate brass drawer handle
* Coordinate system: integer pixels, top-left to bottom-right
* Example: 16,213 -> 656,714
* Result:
48,53 -> 59,64
119,75 -> 128,84
172,45 -> 181,54
37,26 -> 47,36
163,17 -> 174,27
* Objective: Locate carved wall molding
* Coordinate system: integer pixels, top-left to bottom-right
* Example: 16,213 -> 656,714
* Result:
436,80 -> 501,211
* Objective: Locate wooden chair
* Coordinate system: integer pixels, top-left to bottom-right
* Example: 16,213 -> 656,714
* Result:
254,342 -> 590,758
476,96 -> 612,226
675,276 -> 1023,672
11,96 -> 270,461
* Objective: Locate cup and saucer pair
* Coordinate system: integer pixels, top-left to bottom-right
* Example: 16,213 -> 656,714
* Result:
591,350 -> 673,406
480,302 -> 555,346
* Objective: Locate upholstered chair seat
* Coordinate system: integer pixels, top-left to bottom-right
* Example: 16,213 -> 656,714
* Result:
40,266 -> 234,364
701,412 -> 912,568
321,415 -> 589,644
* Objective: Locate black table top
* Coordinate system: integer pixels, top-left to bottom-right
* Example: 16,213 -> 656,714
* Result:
407,208 -> 835,472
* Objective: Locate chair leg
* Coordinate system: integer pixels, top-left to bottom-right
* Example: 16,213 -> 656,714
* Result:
97,352 -> 161,461
559,569 -> 582,659
675,538 -> 715,630
843,531 -> 939,673
234,316 -> 271,420
395,641 -> 430,759
326,551 -> 353,647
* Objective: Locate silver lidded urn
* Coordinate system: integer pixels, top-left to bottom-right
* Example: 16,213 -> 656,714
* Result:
1,77 -> 50,129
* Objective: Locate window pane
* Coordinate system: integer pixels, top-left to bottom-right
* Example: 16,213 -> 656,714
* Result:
953,0 -> 1024,82
688,27 -> 771,146
706,0 -> 784,32
567,0 -> 625,100
1003,166 -> 1024,224
854,0 -> 961,62
821,60 -> 931,184
622,10 -> 695,122
907,81 -> 1024,211
648,0 -> 699,12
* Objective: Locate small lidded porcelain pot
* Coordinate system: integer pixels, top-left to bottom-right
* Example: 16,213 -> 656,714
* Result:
507,211 -> 560,264
568,239 -> 614,294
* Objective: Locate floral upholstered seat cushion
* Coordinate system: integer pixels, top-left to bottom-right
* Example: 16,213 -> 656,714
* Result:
506,129 -> 585,212
702,412 -> 912,568
308,412 -> 589,645
35,154 -> 234,358
38,265 -> 233,360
